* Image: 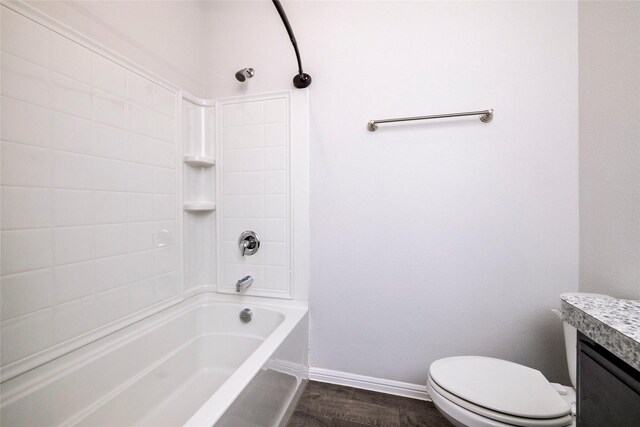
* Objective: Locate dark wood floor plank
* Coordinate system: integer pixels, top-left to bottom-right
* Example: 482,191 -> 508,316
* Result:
287,381 -> 451,427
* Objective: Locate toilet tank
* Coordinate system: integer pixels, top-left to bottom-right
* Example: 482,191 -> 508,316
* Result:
555,293 -> 614,388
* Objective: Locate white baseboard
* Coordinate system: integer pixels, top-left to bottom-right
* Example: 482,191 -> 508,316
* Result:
308,367 -> 431,401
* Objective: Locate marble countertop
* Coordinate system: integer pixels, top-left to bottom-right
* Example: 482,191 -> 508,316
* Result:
561,295 -> 640,371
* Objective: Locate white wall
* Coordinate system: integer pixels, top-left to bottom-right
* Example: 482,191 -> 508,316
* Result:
27,0 -> 207,96
579,1 -> 640,299
204,1 -> 579,385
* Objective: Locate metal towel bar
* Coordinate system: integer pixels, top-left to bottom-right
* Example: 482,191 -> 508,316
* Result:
367,109 -> 493,131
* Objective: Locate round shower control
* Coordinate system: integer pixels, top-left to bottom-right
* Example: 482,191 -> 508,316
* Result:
238,230 -> 260,256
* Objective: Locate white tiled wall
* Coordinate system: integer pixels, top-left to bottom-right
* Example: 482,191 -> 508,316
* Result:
218,95 -> 291,297
0,8 -> 179,369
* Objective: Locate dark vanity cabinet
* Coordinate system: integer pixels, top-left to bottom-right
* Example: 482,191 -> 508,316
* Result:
577,332 -> 640,426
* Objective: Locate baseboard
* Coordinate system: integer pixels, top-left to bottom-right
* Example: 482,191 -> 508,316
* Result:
308,367 -> 431,401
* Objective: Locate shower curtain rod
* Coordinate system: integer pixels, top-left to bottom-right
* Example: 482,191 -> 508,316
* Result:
272,0 -> 312,88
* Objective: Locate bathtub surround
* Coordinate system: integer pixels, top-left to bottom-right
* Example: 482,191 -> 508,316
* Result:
578,1 -> 640,299
0,5 -> 181,379
561,295 -> 640,371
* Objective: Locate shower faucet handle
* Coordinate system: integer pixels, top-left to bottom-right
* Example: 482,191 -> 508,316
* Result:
239,231 -> 260,257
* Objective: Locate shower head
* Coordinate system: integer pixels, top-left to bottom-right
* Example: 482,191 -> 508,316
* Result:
235,68 -> 254,82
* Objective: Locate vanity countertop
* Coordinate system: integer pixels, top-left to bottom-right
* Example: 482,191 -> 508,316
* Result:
561,295 -> 640,371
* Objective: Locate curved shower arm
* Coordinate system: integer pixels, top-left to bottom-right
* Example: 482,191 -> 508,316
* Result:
272,0 -> 312,88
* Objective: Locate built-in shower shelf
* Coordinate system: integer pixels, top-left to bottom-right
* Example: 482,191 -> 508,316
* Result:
183,155 -> 215,167
184,202 -> 216,212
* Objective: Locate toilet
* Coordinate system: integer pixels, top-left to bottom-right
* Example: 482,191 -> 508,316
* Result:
427,293 -> 613,427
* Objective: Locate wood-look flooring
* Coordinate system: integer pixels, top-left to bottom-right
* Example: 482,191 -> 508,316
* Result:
286,381 -> 453,427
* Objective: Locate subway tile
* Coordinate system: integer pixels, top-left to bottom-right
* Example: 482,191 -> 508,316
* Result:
264,266 -> 286,291
52,149 -> 94,190
1,269 -> 53,320
1,309 -> 55,365
265,195 -> 287,218
152,141 -> 176,168
243,148 -> 265,172
53,261 -> 95,304
1,141 -> 53,187
244,196 -> 265,218
127,133 -> 158,165
1,187 -> 52,230
223,149 -> 243,172
154,86 -> 176,117
223,173 -> 243,195
127,163 -> 154,193
51,111 -> 93,154
153,167 -> 176,194
1,52 -> 49,107
94,286 -> 129,326
93,157 -> 129,191
155,272 -> 178,302
265,147 -> 287,171
94,191 -> 128,224
54,296 -> 97,342
0,8 -> 50,66
53,226 -> 95,265
129,104 -> 156,137
94,255 -> 128,292
95,224 -> 128,258
223,263 -> 243,286
127,71 -> 155,108
154,221 -> 176,248
94,89 -> 128,129
242,125 -> 265,148
1,229 -> 53,275
128,278 -> 155,312
126,251 -> 155,284
223,240 -> 243,264
128,193 -> 154,222
52,189 -> 94,227
154,115 -> 175,143
1,96 -> 50,147
223,196 -> 244,218
93,123 -> 128,160
243,101 -> 264,125
244,264 -> 265,286
221,103 -> 243,127
264,98 -> 287,123
263,242 -> 287,266
50,72 -> 92,119
127,222 -> 155,252
92,54 -> 127,98
265,171 -> 287,194
264,122 -> 286,147
154,246 -> 176,275
50,32 -> 92,84
221,126 -> 242,150
223,218 -> 244,241
263,219 -> 287,242
243,172 -> 265,195
153,195 -> 176,220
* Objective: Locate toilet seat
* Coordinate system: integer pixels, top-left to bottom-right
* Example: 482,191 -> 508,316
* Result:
428,356 -> 573,427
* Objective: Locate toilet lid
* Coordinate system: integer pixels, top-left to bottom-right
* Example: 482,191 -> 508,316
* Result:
429,356 -> 571,419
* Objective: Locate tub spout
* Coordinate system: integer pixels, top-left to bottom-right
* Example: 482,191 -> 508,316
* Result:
236,276 -> 253,293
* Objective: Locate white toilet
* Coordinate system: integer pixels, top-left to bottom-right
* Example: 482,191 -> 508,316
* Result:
427,293 -> 612,427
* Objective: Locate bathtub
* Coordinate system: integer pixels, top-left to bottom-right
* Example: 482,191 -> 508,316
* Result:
0,293 -> 309,427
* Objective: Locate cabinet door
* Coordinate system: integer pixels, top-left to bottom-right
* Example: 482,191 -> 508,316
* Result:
577,333 -> 640,426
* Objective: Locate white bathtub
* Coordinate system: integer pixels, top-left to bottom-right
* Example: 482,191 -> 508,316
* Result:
0,293 -> 309,427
